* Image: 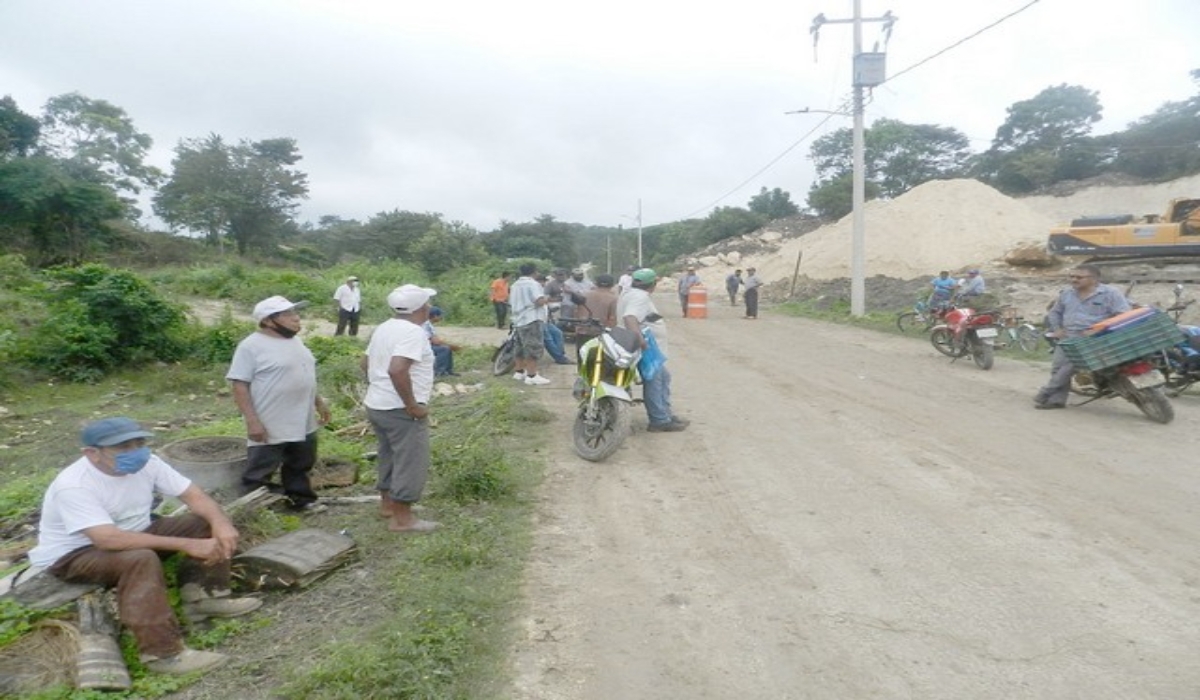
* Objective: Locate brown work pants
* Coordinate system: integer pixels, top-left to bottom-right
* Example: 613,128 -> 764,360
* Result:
47,514 -> 229,658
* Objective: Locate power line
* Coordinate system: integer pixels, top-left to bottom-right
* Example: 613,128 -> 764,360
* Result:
663,0 -> 1043,224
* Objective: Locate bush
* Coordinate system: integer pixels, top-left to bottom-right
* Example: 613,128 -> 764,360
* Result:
19,264 -> 189,381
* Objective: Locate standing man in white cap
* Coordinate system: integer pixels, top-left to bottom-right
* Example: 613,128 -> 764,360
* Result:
332,275 -> 362,337
28,416 -> 262,675
677,266 -> 701,317
227,296 -> 331,512
363,284 -> 440,533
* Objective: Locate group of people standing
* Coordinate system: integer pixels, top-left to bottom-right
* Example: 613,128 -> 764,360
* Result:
722,267 -> 762,319
25,282 -> 450,675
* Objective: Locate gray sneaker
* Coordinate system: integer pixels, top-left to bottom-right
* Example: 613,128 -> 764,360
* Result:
143,647 -> 228,675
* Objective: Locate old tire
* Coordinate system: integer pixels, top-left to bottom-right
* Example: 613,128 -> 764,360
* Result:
572,397 -> 630,462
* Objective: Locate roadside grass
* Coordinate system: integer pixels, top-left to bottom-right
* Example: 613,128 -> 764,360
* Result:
1,338 -> 550,698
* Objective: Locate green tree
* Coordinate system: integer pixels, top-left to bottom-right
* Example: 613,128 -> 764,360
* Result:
0,96 -> 40,158
978,84 -> 1103,193
1109,69 -> 1200,181
483,215 -> 576,267
38,92 -> 163,207
155,135 -> 309,254
0,156 -> 124,265
748,187 -> 800,219
410,220 -> 487,275
806,173 -> 881,221
806,118 -> 969,215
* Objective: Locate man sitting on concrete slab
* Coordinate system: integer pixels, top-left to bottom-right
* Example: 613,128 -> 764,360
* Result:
26,417 -> 262,675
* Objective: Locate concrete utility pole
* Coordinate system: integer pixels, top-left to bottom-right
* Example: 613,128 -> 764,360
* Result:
636,198 -> 644,267
810,3 -> 895,317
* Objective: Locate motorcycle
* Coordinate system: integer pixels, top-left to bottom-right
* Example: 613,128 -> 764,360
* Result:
929,307 -> 999,370
1060,308 -> 1182,424
571,323 -> 642,462
1152,284 -> 1200,395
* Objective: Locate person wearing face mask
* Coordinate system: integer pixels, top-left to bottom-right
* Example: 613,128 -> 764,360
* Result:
226,296 -> 331,512
26,417 -> 262,675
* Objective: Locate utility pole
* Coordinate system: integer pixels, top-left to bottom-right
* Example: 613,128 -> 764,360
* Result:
811,3 -> 895,317
636,198 -> 644,267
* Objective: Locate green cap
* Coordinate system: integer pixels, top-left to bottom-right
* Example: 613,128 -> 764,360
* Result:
632,268 -> 658,284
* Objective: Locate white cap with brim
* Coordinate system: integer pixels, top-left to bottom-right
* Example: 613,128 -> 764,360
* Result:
252,296 -> 309,322
387,284 -> 437,313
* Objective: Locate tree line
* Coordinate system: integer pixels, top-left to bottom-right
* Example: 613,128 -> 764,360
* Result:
1,71 -> 1197,272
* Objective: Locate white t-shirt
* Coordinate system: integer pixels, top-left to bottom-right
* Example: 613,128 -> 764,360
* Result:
28,455 -> 193,567
333,283 -> 361,312
616,287 -> 668,358
363,318 -> 435,410
225,332 -> 320,445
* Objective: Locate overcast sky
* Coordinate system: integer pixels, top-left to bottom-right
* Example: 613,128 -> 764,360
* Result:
2,0 -> 1196,231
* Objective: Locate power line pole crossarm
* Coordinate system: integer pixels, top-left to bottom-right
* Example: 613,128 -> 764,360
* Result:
811,3 -> 896,317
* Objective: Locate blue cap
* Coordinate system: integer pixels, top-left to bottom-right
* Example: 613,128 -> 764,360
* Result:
81,417 -> 154,447
428,306 -> 443,318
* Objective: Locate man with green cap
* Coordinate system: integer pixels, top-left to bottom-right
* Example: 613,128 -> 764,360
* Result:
616,269 -> 689,432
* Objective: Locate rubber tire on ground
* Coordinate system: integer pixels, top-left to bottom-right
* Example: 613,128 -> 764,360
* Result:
572,397 -> 631,462
929,327 -> 960,357
1016,324 -> 1041,353
491,339 -> 516,376
1130,386 -> 1174,424
896,312 -> 923,334
971,341 -> 995,370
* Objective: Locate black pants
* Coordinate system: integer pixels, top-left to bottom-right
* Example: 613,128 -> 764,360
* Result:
493,301 -> 509,329
744,288 -> 759,318
336,308 -> 360,336
243,432 -> 319,507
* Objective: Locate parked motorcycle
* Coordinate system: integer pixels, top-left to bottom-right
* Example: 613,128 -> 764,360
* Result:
1060,309 -> 1182,424
929,307 -> 999,369
571,324 -> 642,461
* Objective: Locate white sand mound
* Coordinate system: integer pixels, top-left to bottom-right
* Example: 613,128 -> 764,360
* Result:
699,176 -> 1200,287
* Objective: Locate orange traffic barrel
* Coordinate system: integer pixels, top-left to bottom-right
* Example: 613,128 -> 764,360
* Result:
686,285 -> 708,319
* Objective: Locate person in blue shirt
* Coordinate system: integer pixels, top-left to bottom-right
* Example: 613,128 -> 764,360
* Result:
929,271 -> 957,308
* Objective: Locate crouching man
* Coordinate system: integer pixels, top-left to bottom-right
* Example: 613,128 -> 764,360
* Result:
26,417 -> 262,675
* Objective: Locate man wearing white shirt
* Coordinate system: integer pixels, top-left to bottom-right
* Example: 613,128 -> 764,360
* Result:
332,275 -> 362,336
363,284 -> 440,533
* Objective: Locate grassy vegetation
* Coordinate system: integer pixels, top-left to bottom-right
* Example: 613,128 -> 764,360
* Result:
0,257 -> 555,699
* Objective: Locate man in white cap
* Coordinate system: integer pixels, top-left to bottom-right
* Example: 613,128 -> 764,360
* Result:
226,296 -> 331,512
362,284 -> 440,533
677,265 -> 701,318
27,416 -> 262,675
332,275 -> 362,336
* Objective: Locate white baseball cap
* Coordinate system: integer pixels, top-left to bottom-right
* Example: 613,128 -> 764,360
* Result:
387,284 -> 437,313
252,295 -> 309,322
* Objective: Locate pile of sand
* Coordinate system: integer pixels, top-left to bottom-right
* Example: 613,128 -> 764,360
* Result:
696,175 -> 1200,286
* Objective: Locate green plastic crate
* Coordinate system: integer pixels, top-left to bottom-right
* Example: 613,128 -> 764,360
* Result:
1059,310 -> 1183,371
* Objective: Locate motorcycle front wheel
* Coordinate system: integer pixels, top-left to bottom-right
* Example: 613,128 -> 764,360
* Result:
491,338 -> 516,376
572,396 -> 631,462
971,341 -> 995,370
1128,386 -> 1174,424
896,312 -> 926,334
929,328 -> 961,357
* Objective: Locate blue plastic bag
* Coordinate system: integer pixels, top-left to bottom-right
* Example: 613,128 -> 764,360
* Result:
638,328 -> 665,382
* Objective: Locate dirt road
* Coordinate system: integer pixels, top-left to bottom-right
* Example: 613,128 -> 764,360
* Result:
509,293 -> 1200,699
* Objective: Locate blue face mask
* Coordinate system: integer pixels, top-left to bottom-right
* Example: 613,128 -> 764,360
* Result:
113,446 -> 152,475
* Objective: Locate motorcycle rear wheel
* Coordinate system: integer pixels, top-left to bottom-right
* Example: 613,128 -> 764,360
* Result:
929,328 -> 960,357
491,338 -> 516,376
1129,386 -> 1174,424
972,342 -> 995,370
572,396 -> 631,462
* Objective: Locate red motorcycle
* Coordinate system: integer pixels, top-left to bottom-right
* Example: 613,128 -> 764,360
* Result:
929,307 -> 999,370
